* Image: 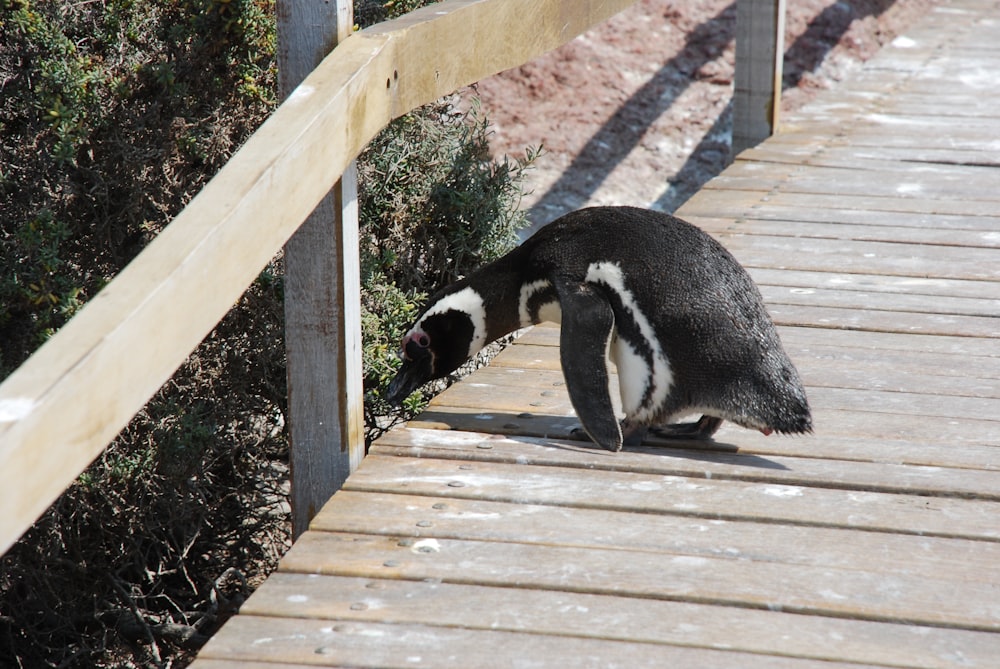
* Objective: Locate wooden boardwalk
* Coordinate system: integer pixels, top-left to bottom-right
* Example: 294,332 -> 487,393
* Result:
192,1 -> 1000,666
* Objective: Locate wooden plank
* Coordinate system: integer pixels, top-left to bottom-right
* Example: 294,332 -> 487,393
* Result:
779,114 -> 1000,140
284,167 -> 365,538
735,144 -> 1000,174
693,216 -> 1000,250
679,185 -> 1000,219
373,429 -> 1000,500
308,490 -> 1000,580
839,71 -> 1000,98
345,454 -> 1000,541
514,324 -> 1000,370
759,282 -> 1000,322
731,0 -> 785,156
497,327 -> 1000,396
278,0 -> 365,539
798,361 -> 1000,400
412,404 -> 1000,456
410,403 -> 1000,458
808,91 -> 1000,121
678,191 -> 1000,234
765,303 -> 1000,338
704,166 -> 1000,204
777,115 -> 1000,148
425,366 -> 1000,424
750,270 -> 1000,302
778,344 -> 1000,383
716,236 -> 1000,282
192,614 -> 891,669
493,341 -> 1000,399
706,426 -> 1000,470
722,154 -> 1000,185
775,124 -> 1000,152
776,326 -> 1000,358
807,385 -> 999,422
517,322 -> 1000,358
233,573 -> 1000,669
278,531 -> 1000,631
0,0 -> 638,555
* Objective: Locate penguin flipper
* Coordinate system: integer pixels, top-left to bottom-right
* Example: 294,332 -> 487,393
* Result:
555,282 -> 622,452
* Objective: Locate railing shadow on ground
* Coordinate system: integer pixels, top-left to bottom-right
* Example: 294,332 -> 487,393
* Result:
529,0 -> 898,224
526,1 -> 737,225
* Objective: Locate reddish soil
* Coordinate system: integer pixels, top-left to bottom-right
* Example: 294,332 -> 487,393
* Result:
464,0 -> 933,232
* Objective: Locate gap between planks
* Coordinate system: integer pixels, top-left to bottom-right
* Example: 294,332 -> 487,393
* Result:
228,572 -> 1000,669
371,428 -> 1000,501
345,453 -> 1000,542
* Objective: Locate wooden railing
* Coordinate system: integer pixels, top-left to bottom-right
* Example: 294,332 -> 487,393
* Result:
0,0 -> 784,555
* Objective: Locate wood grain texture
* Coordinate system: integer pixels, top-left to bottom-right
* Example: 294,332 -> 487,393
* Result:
306,489 -> 1000,580
732,0 -> 786,155
278,0 -> 366,539
0,0 -> 638,555
195,0 -> 1000,665
234,573 -> 1000,669
274,530 -> 1000,631
195,614 -> 898,669
343,454 -> 1000,540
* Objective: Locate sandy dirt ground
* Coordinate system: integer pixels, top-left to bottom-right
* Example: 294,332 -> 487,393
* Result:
462,0 -> 933,234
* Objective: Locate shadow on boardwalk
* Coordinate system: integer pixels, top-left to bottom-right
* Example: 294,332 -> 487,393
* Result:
528,0 -> 898,223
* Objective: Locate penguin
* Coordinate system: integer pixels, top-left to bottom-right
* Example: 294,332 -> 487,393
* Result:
386,206 -> 811,451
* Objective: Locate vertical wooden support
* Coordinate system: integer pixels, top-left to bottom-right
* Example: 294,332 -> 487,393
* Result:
731,0 -> 786,159
277,0 -> 364,539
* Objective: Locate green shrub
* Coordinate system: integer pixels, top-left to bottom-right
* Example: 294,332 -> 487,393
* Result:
1,2 -> 288,666
358,101 -> 537,434
0,0 -> 534,666
1,0 -> 277,377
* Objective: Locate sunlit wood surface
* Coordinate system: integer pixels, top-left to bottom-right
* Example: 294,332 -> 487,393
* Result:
192,0 -> 1000,665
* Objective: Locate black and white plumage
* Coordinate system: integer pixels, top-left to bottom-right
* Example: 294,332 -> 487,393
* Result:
387,206 -> 812,451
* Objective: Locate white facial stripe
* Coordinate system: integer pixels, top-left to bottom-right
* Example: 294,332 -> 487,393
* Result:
417,286 -> 488,355
518,279 -> 552,327
586,261 -> 673,420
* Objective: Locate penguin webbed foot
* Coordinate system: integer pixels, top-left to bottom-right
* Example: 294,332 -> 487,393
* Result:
569,416 -> 722,449
649,415 -> 723,441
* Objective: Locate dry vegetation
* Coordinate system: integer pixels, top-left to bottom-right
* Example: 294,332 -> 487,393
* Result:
1,0 -> 530,666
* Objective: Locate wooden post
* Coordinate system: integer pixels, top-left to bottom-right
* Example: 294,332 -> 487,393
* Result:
277,0 -> 364,539
731,0 -> 786,159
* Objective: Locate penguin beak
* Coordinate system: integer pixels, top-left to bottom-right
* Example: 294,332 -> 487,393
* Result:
386,355 -> 433,405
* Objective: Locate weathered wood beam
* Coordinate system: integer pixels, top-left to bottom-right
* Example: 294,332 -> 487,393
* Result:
732,0 -> 786,158
277,0 -> 364,539
0,0 -> 637,555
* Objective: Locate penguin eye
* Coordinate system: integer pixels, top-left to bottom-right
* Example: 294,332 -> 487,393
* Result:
415,333 -> 429,348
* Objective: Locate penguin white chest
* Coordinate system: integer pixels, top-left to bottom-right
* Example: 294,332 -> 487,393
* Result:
609,334 -> 653,416
585,262 -> 673,421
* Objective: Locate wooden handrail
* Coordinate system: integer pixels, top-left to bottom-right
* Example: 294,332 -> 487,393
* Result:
0,0 -> 639,556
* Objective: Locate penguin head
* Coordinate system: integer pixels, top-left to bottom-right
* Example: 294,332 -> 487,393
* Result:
386,304 -> 480,405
